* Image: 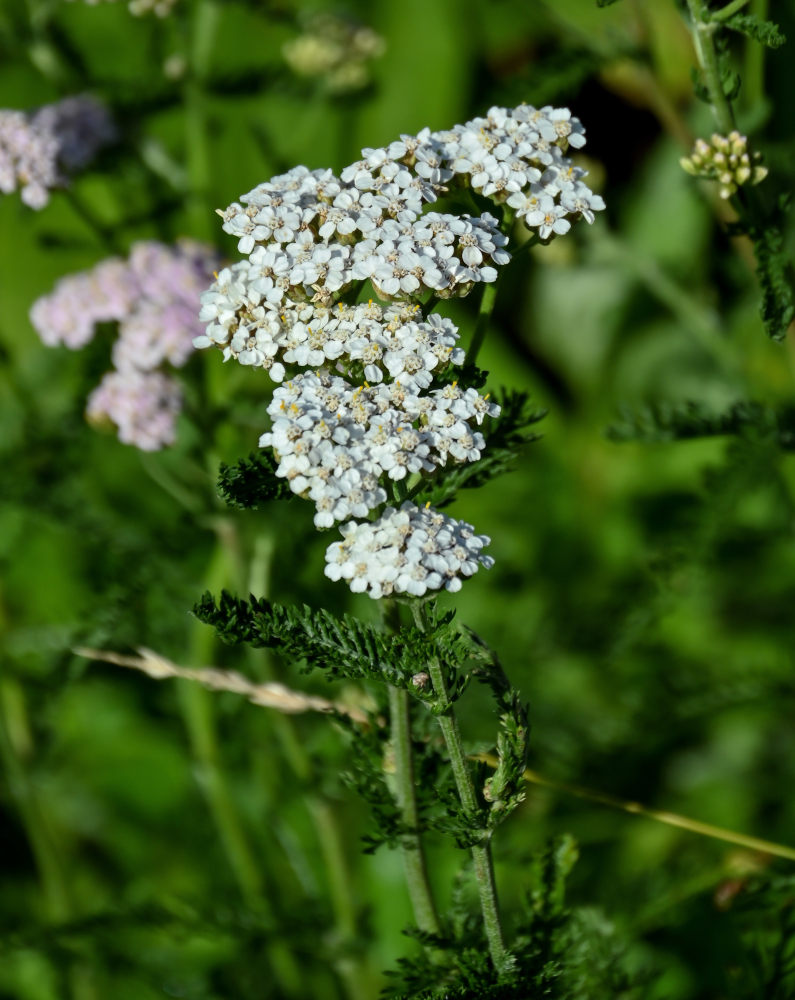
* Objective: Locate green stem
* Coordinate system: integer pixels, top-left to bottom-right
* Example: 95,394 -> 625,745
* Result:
465,281 -> 498,367
184,537 -> 263,904
710,0 -> 751,22
506,232 -> 540,265
683,0 -> 770,235
185,528 -> 304,995
410,603 -> 508,972
465,207 -> 515,366
61,188 -> 122,255
183,0 -> 219,241
140,452 -> 208,515
685,0 -> 736,134
588,228 -> 741,378
382,601 -> 441,939
0,679 -> 71,921
387,686 -> 442,937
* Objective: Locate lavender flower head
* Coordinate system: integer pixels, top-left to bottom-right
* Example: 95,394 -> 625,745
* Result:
31,240 -> 220,451
87,370 -> 183,451
0,96 -> 114,209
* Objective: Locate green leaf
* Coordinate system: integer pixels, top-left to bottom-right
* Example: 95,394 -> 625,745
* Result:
463,629 -> 529,829
596,0 -> 623,6
721,13 -> 786,49
605,399 -> 795,450
193,591 -> 473,707
217,451 -> 294,509
749,216 -> 795,341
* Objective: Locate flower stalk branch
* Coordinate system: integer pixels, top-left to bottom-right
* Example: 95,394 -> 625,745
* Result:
388,685 -> 443,938
685,0 -> 736,136
384,600 -> 441,939
411,603 -> 509,973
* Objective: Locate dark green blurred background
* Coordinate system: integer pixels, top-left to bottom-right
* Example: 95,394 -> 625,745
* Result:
2,0 -> 795,996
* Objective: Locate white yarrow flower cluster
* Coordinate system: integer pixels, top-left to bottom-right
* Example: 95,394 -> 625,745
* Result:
260,372 -> 498,528
198,281 -> 465,387
325,503 -> 494,599
201,104 -> 604,597
198,103 -> 601,386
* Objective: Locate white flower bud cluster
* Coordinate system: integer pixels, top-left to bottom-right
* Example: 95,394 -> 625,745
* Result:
201,105 -> 604,597
282,12 -> 385,94
260,372 -> 499,528
680,131 -> 768,200
325,502 -> 495,599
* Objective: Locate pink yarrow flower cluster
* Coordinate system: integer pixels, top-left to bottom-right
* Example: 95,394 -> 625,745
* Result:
31,241 -> 220,450
0,96 -> 115,209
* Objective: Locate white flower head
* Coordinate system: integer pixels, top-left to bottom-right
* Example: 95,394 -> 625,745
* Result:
324,502 -> 494,598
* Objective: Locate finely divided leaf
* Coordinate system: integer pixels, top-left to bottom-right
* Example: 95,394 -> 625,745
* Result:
217,451 -> 293,508
749,217 -> 795,342
193,591 -> 472,706
722,13 -> 786,49
605,400 -> 795,449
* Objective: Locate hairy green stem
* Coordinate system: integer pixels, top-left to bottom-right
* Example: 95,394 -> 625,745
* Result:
684,0 -> 769,230
383,601 -> 441,939
387,686 -> 442,937
410,603 -> 509,972
710,0 -> 751,22
685,0 -> 736,134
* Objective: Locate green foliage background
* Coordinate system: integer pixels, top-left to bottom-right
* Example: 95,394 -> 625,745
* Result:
1,0 -> 795,996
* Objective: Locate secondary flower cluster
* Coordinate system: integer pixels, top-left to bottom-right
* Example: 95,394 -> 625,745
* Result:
31,241 -> 219,450
261,372 -> 497,529
199,104 -> 603,597
197,291 -> 465,386
680,131 -> 768,200
325,503 -> 494,599
0,96 -> 114,209
282,12 -> 385,94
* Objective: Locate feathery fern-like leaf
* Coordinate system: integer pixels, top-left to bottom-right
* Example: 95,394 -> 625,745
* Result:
721,13 -> 786,49
217,451 -> 294,509
193,591 -> 473,706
